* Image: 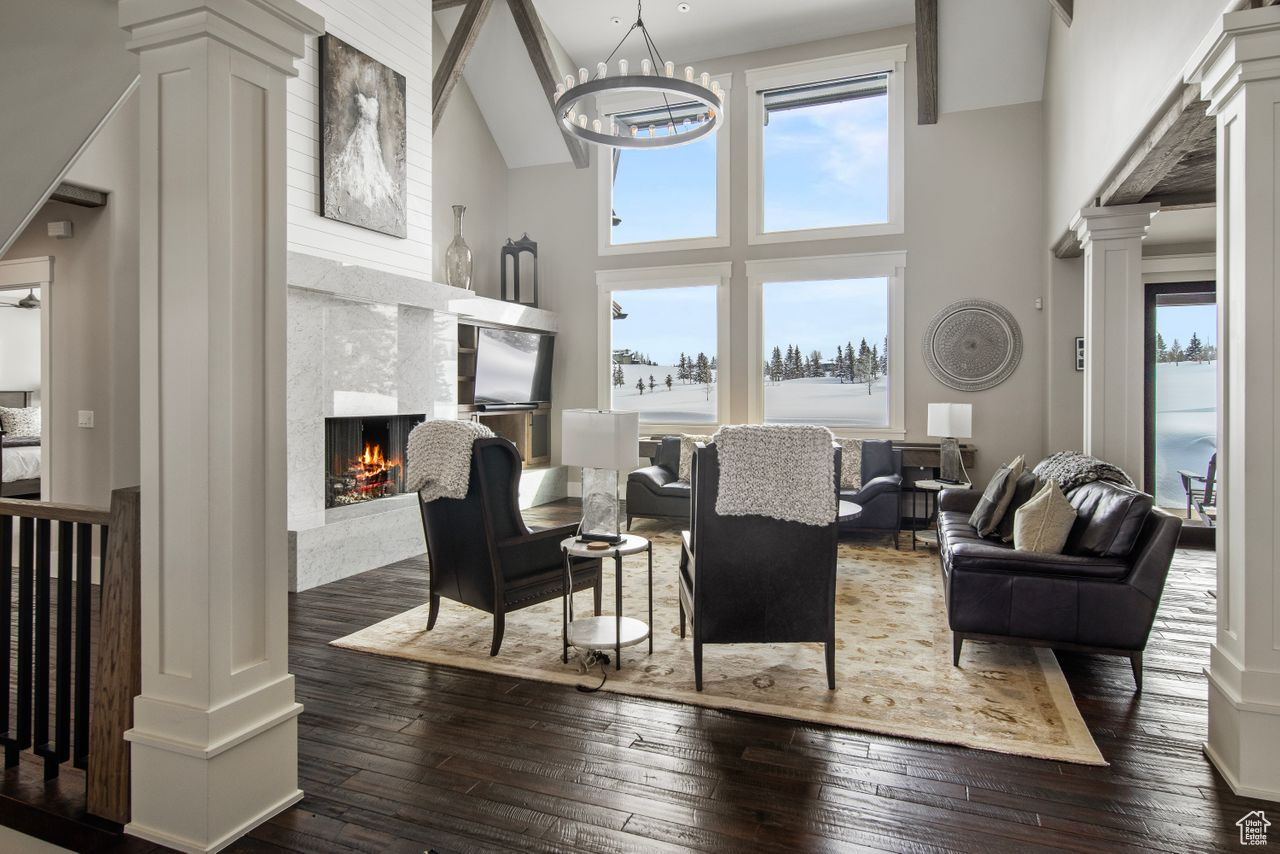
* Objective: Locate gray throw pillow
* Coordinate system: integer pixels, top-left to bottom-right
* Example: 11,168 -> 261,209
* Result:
968,454 -> 1026,538
996,472 -> 1041,543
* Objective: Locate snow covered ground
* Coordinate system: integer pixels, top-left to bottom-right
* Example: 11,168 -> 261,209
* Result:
611,363 -> 718,424
763,376 -> 888,427
610,363 -> 888,427
1153,360 -> 1216,510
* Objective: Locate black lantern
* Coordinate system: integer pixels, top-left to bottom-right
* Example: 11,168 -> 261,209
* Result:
500,234 -> 538,307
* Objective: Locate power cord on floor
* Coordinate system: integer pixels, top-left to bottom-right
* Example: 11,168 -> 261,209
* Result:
575,649 -> 610,692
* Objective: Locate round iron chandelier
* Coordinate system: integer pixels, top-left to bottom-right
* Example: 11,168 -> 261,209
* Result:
552,1 -> 723,150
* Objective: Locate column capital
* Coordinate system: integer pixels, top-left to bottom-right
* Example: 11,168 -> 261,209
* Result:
119,0 -> 323,75
1069,203 -> 1158,247
1185,5 -> 1280,114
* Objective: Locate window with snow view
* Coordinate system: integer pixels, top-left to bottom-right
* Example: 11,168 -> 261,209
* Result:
762,278 -> 890,427
609,285 -> 719,425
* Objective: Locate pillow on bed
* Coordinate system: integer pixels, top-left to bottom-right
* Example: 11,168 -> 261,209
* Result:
0,406 -> 40,438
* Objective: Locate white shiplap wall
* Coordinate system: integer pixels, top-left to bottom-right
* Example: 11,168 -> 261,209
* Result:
287,0 -> 433,279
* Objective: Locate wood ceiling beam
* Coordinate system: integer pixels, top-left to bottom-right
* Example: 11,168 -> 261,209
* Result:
1051,84 -> 1217,259
432,0 -> 494,132
915,0 -> 938,125
49,182 -> 107,208
507,0 -> 590,169
1099,84 -> 1214,207
1049,0 -> 1073,26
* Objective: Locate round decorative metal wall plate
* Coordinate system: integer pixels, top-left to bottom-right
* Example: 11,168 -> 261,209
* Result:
922,299 -> 1023,392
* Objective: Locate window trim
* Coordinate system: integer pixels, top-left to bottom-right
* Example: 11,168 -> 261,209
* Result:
596,74 -> 733,256
596,262 -> 733,430
746,252 -> 906,437
745,45 -> 907,245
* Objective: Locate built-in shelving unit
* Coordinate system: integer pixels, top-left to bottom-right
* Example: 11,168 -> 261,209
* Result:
457,321 -> 551,467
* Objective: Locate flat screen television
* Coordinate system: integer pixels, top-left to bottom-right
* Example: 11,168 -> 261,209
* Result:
473,327 -> 554,405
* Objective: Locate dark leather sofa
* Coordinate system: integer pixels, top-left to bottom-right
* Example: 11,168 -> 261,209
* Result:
839,440 -> 902,545
626,436 -> 689,528
419,437 -> 602,656
678,442 -> 841,690
937,479 -> 1181,689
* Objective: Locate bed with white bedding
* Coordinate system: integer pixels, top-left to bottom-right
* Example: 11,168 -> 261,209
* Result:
0,391 -> 40,498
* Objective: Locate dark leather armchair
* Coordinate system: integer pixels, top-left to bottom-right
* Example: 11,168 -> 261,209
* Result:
627,436 -> 689,528
839,439 -> 903,545
678,442 -> 840,690
419,437 -> 602,656
937,479 -> 1181,689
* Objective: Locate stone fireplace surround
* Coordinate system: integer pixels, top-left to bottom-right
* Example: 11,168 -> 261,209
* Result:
287,252 -> 561,592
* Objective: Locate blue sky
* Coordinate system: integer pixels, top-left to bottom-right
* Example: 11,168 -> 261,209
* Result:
611,279 -> 888,367
611,93 -> 888,244
1156,303 -> 1216,351
612,286 -> 717,365
764,279 -> 888,360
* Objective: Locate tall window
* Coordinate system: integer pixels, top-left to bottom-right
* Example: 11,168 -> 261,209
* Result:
597,77 -> 731,254
610,109 -> 717,245
747,46 -> 905,244
761,278 -> 890,427
1145,284 -> 1218,513
609,285 -> 719,425
761,74 -> 888,233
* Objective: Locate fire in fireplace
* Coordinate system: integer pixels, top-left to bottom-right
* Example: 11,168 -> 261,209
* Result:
324,414 -> 423,508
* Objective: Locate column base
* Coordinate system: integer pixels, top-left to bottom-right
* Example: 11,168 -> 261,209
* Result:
1205,664 -> 1280,803
125,700 -> 303,853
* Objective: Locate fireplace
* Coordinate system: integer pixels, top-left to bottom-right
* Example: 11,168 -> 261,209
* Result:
324,414 -> 423,508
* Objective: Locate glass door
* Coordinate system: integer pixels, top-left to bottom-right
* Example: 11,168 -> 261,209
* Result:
1144,283 -> 1217,521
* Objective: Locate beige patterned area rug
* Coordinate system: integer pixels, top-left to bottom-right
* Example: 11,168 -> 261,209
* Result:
331,528 -> 1105,765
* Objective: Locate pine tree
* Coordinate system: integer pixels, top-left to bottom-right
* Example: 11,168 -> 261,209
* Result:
1186,332 -> 1203,362
1156,332 -> 1167,363
834,345 -> 845,383
845,340 -> 856,383
809,350 -> 823,378
881,336 -> 889,375
677,353 -> 689,383
1170,338 -> 1184,365
710,355 -> 718,371
612,363 -> 624,388
648,375 -> 656,392
636,378 -> 645,395
769,346 -> 784,383
870,344 -> 880,380
665,374 -> 673,391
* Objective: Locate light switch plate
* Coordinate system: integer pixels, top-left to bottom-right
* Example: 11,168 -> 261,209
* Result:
78,410 -> 94,428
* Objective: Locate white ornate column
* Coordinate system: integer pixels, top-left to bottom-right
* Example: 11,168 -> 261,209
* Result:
118,1 -> 323,850
1186,4 -> 1280,802
1068,203 -> 1158,484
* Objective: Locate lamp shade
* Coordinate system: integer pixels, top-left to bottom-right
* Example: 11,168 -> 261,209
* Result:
561,409 -> 640,470
927,403 -> 972,439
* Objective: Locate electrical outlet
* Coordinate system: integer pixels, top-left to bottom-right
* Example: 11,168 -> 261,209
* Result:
78,410 -> 94,428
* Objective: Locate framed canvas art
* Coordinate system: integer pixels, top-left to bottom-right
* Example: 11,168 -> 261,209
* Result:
319,34 -> 408,238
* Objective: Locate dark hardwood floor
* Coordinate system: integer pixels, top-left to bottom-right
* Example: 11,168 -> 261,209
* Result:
2,501 -> 1270,852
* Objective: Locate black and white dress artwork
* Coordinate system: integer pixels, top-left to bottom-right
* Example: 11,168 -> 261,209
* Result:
319,34 -> 407,238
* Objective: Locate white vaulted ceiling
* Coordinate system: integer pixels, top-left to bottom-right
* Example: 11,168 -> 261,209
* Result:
438,0 -> 1053,168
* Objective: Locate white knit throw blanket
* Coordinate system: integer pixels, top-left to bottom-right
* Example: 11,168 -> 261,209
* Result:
405,419 -> 494,502
712,424 -> 836,527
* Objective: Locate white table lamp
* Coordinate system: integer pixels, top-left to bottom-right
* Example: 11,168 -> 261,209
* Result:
562,409 -> 639,543
927,403 -> 972,484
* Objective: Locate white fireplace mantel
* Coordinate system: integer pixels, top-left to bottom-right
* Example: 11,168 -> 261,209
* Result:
287,251 -> 557,333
